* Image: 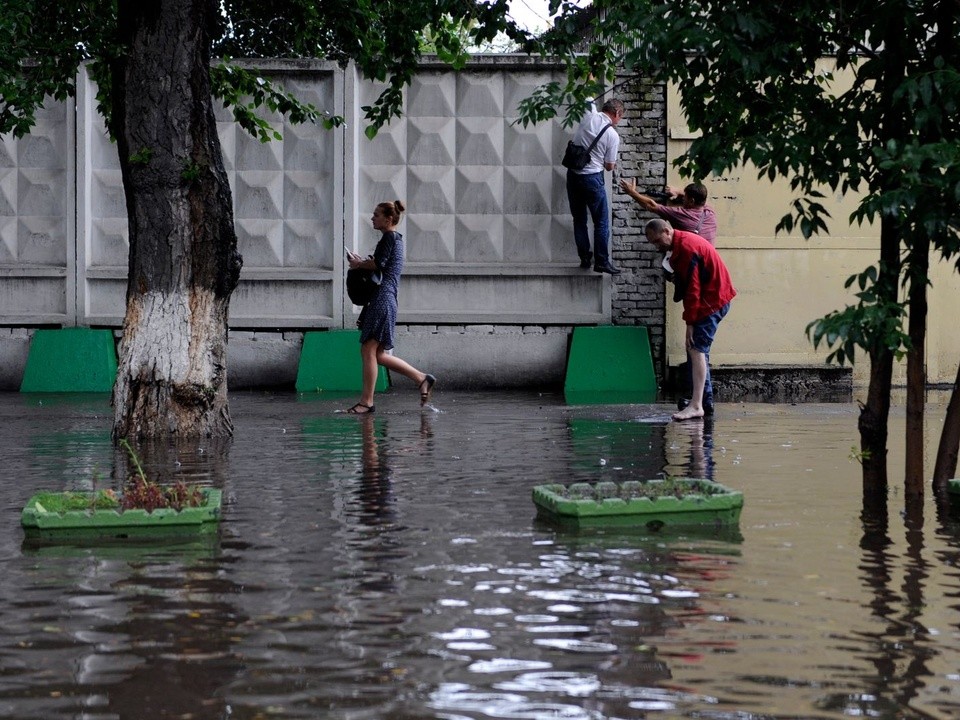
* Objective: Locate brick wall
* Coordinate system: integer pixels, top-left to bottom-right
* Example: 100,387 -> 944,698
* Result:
610,74 -> 668,378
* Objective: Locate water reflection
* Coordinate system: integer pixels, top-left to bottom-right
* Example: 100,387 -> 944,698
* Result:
665,418 -> 715,480
7,407 -> 243,718
819,500 -> 941,717
567,418 -> 662,477
1,393 -> 959,718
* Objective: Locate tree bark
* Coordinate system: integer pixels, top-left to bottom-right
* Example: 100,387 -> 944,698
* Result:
858,217 -> 899,494
110,0 -> 242,438
933,362 -> 960,490
904,237 -> 928,497
930,0 -> 960,502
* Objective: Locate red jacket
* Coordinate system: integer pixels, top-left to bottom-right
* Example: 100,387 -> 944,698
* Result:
670,230 -> 737,324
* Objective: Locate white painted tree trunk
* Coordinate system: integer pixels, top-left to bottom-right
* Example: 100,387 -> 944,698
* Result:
111,0 -> 241,438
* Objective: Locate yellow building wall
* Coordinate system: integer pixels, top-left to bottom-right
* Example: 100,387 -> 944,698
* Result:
664,85 -> 960,388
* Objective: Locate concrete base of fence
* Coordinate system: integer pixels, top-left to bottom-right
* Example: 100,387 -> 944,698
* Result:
20,328 -> 117,393
0,326 -> 855,401
390,324 -> 571,390
0,329 -> 31,391
228,331 -> 304,390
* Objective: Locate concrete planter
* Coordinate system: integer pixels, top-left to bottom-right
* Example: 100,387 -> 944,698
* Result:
21,488 -> 222,542
532,479 -> 743,531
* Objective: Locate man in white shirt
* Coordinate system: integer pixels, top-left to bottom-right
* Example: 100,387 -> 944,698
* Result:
566,97 -> 625,275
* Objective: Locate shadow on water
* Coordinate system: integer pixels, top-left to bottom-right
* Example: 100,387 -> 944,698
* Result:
0,391 -> 958,718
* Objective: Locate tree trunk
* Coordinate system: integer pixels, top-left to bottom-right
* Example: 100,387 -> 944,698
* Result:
933,361 -> 960,490
110,0 -> 242,439
904,237 -> 929,497
858,217 -> 900,493
930,0 -> 960,502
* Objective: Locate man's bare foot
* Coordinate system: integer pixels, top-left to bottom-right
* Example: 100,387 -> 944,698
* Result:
672,405 -> 704,421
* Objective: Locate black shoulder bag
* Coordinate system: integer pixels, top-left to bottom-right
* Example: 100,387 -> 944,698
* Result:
561,123 -> 612,170
346,267 -> 382,306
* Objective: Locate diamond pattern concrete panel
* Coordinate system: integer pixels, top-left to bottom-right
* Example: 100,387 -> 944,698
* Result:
504,166 -> 551,215
0,170 -> 16,216
454,215 -> 503,262
349,62 -> 606,323
235,127 -> 284,171
0,216 -> 15,261
19,217 -> 63,265
234,172 -> 284,220
91,219 -> 128,265
365,124 -> 407,166
360,166 -> 406,216
456,117 -> 503,166
19,129 -> 65,170
455,167 -> 503,214
91,170 -> 126,218
0,138 -> 16,168
18,170 -> 63,217
0,94 -> 71,323
456,74 -> 503,116
284,172 -> 329,220
503,215 -> 552,263
504,121 -> 552,166
283,220 -> 328,267
409,166 -> 455,215
408,117 -> 455,166
409,74 -> 455,117
236,219 -> 283,266
407,215 -> 455,262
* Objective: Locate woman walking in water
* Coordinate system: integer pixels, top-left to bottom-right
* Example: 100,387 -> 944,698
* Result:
345,200 -> 435,414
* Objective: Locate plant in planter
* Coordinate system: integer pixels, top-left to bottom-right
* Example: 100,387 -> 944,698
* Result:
532,477 -> 744,530
21,440 -> 221,542
117,439 -> 204,512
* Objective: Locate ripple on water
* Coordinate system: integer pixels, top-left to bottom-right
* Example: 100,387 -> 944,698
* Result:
531,638 -> 619,653
429,684 -> 605,720
433,628 -> 491,641
468,658 -> 554,674
494,671 -> 601,697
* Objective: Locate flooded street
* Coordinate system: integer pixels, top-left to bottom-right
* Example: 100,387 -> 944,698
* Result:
0,390 -> 958,719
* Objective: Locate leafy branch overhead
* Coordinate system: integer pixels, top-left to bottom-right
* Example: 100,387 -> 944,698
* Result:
0,0 -> 536,142
210,62 -> 341,143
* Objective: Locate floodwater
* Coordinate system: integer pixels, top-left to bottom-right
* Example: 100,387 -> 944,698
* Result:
1,389 -> 959,720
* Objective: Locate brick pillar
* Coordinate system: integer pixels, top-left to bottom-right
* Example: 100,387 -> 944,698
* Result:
610,74 -> 668,382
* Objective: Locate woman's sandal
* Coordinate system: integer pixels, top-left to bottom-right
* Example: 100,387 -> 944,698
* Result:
418,374 -> 436,406
346,402 -> 375,414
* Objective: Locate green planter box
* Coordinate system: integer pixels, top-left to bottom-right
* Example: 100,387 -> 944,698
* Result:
21,488 -> 222,542
532,479 -> 743,530
949,478 -> 960,508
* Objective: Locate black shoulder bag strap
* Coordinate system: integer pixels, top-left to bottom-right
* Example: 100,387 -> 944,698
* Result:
694,208 -> 706,235
585,123 -> 612,154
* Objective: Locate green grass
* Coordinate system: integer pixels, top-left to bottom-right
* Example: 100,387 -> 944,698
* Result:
31,490 -> 120,513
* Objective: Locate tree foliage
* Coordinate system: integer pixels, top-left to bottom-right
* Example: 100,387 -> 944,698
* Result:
0,0 -> 534,141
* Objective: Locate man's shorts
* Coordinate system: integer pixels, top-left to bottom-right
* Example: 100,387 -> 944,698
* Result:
691,303 -> 730,354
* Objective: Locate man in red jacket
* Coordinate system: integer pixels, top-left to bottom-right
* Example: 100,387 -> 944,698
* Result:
644,218 -> 737,421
